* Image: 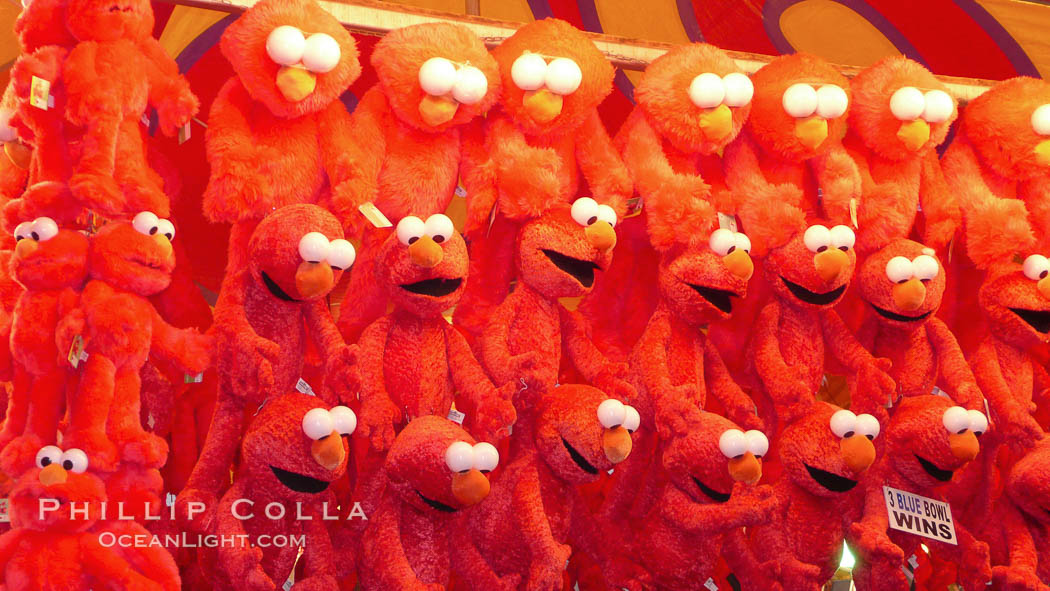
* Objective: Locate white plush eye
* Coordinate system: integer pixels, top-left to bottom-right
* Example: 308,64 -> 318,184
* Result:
302,408 -> 334,440
967,410 -> 988,435
722,73 -> 753,107
597,398 -> 627,429
472,442 -> 499,472
782,83 -> 818,118
545,58 -> 582,95
132,211 -> 160,236
829,409 -> 858,438
855,414 -> 881,440
298,232 -> 331,263
156,219 -> 175,241
744,430 -> 769,458
396,216 -> 426,246
922,90 -> 954,123
30,217 -> 58,242
570,197 -> 600,227
418,57 -> 457,96
266,26 -> 306,67
424,214 -> 454,244
452,65 -> 488,105
889,86 -> 925,121
596,204 -> 617,227
1031,104 -> 1050,136
35,445 -> 62,469
912,254 -> 939,281
329,405 -> 357,436
326,239 -> 356,270
13,222 -> 31,242
815,85 -> 848,119
718,429 -> 748,459
942,406 -> 971,434
688,72 -> 725,109
0,108 -> 17,142
885,256 -> 914,283
735,232 -> 752,254
302,33 -> 341,73
445,441 -> 475,473
622,405 -> 640,433
511,52 -> 547,91
59,448 -> 89,473
709,228 -> 737,256
803,224 -> 831,253
1022,254 -> 1050,280
829,225 -> 855,251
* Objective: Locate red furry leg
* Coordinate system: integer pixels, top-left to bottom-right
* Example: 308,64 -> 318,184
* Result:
110,367 -> 168,469
336,227 -> 387,343
0,367 -> 31,449
66,354 -> 119,470
21,370 -> 64,443
454,216 -> 519,339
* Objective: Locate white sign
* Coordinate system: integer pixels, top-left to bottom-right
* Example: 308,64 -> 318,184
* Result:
883,485 -> 956,545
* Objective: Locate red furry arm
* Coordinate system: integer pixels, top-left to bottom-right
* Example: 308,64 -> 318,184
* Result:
304,299 -> 356,406
724,131 -> 803,208
820,309 -> 877,370
970,339 -> 1043,447
575,110 -> 632,214
0,528 -> 25,568
488,114 -> 563,220
82,536 -> 166,590
918,150 -> 959,251
996,503 -> 1042,575
848,482 -> 901,560
619,109 -> 712,216
810,142 -> 860,223
512,463 -> 572,578
751,301 -> 807,407
138,37 -> 197,136
450,514 -> 518,590
477,295 -> 525,387
632,312 -> 678,402
296,518 -> 339,586
940,137 -> 994,215
330,88 -> 387,236
460,117 -> 497,234
560,308 -> 635,401
445,325 -> 515,441
361,495 -> 432,591
355,317 -> 400,451
703,338 -> 760,429
926,318 -> 982,409
202,80 -> 271,223
149,307 -> 210,375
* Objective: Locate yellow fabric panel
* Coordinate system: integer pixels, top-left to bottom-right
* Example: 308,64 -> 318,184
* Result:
779,0 -> 900,67
478,0 -> 533,24
383,0 -> 466,16
623,69 -> 642,87
0,2 -> 21,68
157,6 -> 230,58
977,0 -> 1050,80
593,0 -> 689,46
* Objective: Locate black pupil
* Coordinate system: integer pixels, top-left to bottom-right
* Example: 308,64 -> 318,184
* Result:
40,457 -> 51,467
1041,271 -> 1048,279
844,430 -> 855,438
165,232 -> 173,239
817,245 -> 828,252
433,235 -> 445,243
31,232 -> 38,240
587,216 -> 597,225
149,227 -> 157,235
408,236 -> 418,245
838,246 -> 849,251
63,460 -> 73,470
727,245 -> 736,254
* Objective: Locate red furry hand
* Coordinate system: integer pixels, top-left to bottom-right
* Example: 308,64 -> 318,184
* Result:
358,395 -> 401,451
204,150 -> 282,221
174,487 -> 218,534
222,544 -> 276,591
1000,407 -> 1044,452
55,307 -> 86,365
591,364 -> 637,404
855,359 -> 896,413
992,566 -> 1050,591
526,543 -> 572,591
323,344 -> 360,405
212,324 -> 280,400
473,383 -> 517,441
728,482 -> 778,526
288,575 -> 339,591
330,180 -> 373,236
849,523 -> 904,564
777,557 -> 821,590
957,541 -> 992,590
155,87 -> 198,137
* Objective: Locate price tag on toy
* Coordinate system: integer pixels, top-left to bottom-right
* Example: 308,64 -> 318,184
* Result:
178,122 -> 191,145
29,76 -> 51,111
883,485 -> 957,545
184,372 -> 203,384
703,577 -> 718,591
717,212 -> 737,232
358,201 -> 392,228
454,185 -> 466,197
0,498 -> 8,522
67,335 -> 88,369
850,198 -> 859,229
295,378 -> 315,396
447,408 -> 465,425
624,196 -> 643,219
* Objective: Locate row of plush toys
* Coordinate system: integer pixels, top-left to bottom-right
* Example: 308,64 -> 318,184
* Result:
0,0 -> 1046,588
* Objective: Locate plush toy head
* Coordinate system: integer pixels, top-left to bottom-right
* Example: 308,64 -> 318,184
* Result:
88,212 -> 176,296
385,415 -> 497,514
760,219 -> 857,309
371,22 -> 498,132
882,396 -> 987,489
491,18 -> 613,136
16,0 -> 75,51
1005,438 -> 1050,526
635,43 -> 752,154
11,216 -> 88,291
857,238 -> 945,330
221,0 -> 360,118
247,204 -> 353,303
241,392 -> 355,497
779,402 -> 879,497
748,53 -> 851,161
961,76 -> 1050,181
978,254 -> 1050,349
657,226 -> 754,327
849,56 -> 956,160
10,445 -> 102,532
516,198 -> 617,300
533,384 -> 639,485
378,213 -> 466,317
66,0 -> 153,42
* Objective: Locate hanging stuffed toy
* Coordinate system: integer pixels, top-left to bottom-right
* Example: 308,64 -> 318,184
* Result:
333,22 -> 499,341
199,393 -> 355,591
454,17 -> 631,339
987,438 -> 1050,589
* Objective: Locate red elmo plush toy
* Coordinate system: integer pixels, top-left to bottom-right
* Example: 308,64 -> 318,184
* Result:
988,438 -> 1050,589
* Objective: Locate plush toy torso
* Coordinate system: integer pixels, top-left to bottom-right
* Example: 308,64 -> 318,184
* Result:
239,272 -> 310,395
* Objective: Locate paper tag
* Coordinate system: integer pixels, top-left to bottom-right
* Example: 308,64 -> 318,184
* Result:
178,122 -> 191,145
295,378 -> 315,396
849,197 -> 859,229
0,498 -> 8,523
165,492 -> 176,507
140,113 -> 150,126
47,94 -> 54,109
931,386 -> 949,399
908,554 -> 919,570
29,76 -> 51,111
67,335 -> 87,369
717,212 -> 738,232
146,413 -> 155,429
358,201 -> 392,228
703,577 -> 718,591
454,185 -> 466,198
883,485 -> 957,545
624,196 -> 643,219
184,372 -> 203,384
446,408 -> 465,425
947,236 -> 954,264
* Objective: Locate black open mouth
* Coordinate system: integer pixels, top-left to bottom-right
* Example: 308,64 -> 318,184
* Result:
1009,308 -> 1050,334
270,466 -> 329,493
562,438 -> 598,475
915,454 -> 953,482
804,463 -> 858,492
400,277 -> 463,297
871,304 -> 932,323
542,250 -> 600,288
781,277 -> 846,306
262,271 -> 296,302
692,476 -> 731,503
417,491 -> 457,513
688,284 -> 737,314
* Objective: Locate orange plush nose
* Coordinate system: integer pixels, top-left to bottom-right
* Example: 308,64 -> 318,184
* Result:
795,116 -> 828,150
840,434 -> 876,473
275,66 -> 316,102
14,238 -> 38,259
451,469 -> 490,507
311,430 -> 345,471
295,261 -> 335,299
602,426 -> 633,464
4,141 -> 31,169
585,220 -> 616,253
892,278 -> 927,312
1034,139 -> 1050,167
523,89 -> 563,123
949,431 -> 979,462
897,119 -> 930,152
814,249 -> 849,283
1039,276 -> 1050,300
408,235 -> 444,268
723,248 -> 754,281
699,104 -> 733,143
419,94 -> 459,127
728,452 -> 762,484
38,463 -> 67,486
152,234 -> 174,260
